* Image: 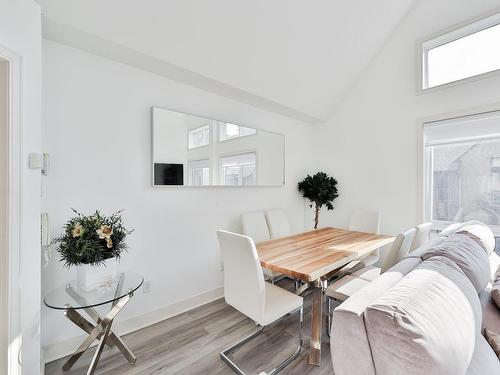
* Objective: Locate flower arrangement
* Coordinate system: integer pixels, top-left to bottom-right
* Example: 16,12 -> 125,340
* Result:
54,209 -> 133,267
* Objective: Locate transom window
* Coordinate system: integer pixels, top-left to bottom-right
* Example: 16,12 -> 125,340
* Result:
188,125 -> 209,149
423,111 -> 500,234
422,13 -> 500,89
219,123 -> 256,142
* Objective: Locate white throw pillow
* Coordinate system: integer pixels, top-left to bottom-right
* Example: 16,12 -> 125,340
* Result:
457,224 -> 495,256
421,233 -> 490,293
365,256 -> 481,375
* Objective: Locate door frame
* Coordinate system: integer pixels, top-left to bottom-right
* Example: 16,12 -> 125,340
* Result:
0,44 -> 23,375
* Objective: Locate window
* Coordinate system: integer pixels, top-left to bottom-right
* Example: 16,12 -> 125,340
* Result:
422,13 -> 500,89
492,158 -> 500,192
188,125 -> 209,149
187,159 -> 210,186
423,111 -> 500,233
218,123 -> 256,142
219,152 -> 256,186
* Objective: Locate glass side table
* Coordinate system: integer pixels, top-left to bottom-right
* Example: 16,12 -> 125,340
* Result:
44,271 -> 143,374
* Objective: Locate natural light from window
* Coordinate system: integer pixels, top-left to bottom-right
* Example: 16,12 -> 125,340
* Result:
423,111 -> 500,234
220,152 -> 256,186
219,123 -> 256,142
187,159 -> 210,186
188,125 -> 210,149
423,15 -> 500,89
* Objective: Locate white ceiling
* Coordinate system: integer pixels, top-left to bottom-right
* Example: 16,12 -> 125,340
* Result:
41,0 -> 417,123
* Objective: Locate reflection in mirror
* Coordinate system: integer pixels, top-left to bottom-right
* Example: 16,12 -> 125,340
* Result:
152,107 -> 285,186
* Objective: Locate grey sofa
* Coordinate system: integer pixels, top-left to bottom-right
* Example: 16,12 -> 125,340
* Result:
330,221 -> 500,375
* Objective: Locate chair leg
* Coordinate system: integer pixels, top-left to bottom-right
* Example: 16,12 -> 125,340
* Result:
220,306 -> 303,375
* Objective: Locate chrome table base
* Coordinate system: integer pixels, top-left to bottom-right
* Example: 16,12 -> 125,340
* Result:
62,288 -> 136,375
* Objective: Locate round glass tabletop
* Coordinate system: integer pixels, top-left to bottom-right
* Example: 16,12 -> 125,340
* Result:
44,271 -> 143,310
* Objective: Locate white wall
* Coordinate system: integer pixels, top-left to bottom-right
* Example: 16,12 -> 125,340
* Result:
41,39 -> 314,360
315,0 -> 500,236
0,1 -> 42,373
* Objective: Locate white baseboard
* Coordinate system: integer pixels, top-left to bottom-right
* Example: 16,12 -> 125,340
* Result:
43,287 -> 224,364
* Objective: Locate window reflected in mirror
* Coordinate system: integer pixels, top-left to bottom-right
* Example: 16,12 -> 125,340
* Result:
152,107 -> 285,187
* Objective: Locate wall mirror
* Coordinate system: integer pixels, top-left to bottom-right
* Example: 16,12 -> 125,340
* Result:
151,106 -> 285,187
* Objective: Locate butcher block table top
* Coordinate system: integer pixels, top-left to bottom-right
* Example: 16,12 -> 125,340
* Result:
256,227 -> 395,282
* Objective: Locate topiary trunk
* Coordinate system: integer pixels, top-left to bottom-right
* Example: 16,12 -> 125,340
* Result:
314,204 -> 320,229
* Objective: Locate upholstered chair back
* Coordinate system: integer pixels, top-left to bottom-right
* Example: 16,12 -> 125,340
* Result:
349,208 -> 381,234
381,227 -> 417,273
241,211 -> 271,244
410,222 -> 432,252
217,230 -> 265,323
265,209 -> 291,239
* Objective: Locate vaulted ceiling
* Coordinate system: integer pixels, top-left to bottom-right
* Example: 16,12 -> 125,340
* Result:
41,0 -> 417,123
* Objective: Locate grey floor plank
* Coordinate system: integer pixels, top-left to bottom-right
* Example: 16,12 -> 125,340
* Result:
45,279 -> 334,374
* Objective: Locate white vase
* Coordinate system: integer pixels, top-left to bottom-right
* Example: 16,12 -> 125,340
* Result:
76,258 -> 118,292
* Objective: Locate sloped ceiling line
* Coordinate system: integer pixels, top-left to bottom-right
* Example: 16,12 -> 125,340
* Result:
42,18 -> 324,124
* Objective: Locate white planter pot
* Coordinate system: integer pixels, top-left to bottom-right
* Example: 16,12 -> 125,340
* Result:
76,258 -> 118,292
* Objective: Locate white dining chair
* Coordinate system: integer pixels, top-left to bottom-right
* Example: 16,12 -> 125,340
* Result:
241,211 -> 283,284
265,209 -> 305,291
409,222 -> 432,252
217,230 -> 303,375
241,211 -> 271,244
348,208 -> 381,268
325,227 -> 417,336
265,209 -> 292,239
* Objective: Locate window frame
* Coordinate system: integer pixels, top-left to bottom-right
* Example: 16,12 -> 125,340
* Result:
419,10 -> 500,92
187,124 -> 210,150
217,122 -> 257,143
187,159 -> 210,186
218,151 -> 257,186
422,109 -> 500,235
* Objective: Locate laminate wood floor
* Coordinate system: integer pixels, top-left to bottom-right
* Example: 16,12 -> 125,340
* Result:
45,280 -> 334,375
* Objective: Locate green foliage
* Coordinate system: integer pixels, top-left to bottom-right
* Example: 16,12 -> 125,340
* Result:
53,209 -> 133,267
298,172 -> 339,228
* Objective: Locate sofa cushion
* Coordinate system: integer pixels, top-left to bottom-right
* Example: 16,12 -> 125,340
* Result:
457,224 -> 495,256
404,235 -> 446,259
465,333 -> 500,374
421,233 -> 490,293
439,220 -> 485,237
330,257 -> 422,375
364,256 -> 481,375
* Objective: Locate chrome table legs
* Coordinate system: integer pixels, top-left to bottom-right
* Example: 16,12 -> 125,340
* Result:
309,279 -> 324,366
62,293 -> 136,375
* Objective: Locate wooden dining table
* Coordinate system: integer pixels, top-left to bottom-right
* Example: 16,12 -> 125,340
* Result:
256,227 -> 395,367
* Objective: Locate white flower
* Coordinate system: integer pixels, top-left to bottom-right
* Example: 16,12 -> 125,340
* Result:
96,225 -> 113,239
71,224 -> 84,238
105,237 -> 113,248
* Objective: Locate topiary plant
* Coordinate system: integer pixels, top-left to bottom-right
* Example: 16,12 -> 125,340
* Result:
298,172 -> 339,229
